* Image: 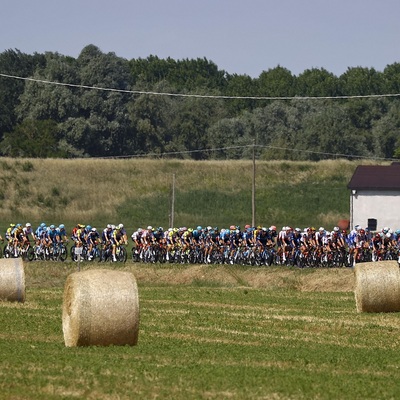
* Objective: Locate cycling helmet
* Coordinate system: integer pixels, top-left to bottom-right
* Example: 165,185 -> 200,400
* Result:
26,223 -> 31,227
214,226 -> 218,231
147,226 -> 152,230
360,229 -> 365,234
395,229 -> 400,235
207,226 -> 212,231
319,227 -> 324,231
333,226 -> 339,232
262,227 -> 267,232
310,227 -> 316,231
91,227 -> 96,232
197,226 -> 202,231
118,223 -> 124,229
295,228 -> 301,233
245,224 -> 251,229
10,223 -> 15,227
40,222 -> 46,228
59,224 -> 65,229
386,232 -> 392,238
188,228 -> 193,233
270,226 -> 276,231
86,225 -> 92,231
16,223 -> 21,228
229,225 -> 235,230
50,224 -> 55,229
138,228 -> 143,233
158,227 -> 163,232
107,224 -> 112,229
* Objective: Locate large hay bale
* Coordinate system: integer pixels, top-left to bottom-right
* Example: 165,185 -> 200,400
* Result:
0,258 -> 26,302
62,269 -> 139,347
354,261 -> 400,313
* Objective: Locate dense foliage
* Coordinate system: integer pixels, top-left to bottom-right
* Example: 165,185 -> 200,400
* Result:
1,45 -> 400,159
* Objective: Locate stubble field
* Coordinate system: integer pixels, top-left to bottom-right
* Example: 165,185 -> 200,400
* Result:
1,261 -> 400,399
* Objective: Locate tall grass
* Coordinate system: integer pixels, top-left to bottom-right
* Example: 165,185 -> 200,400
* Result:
0,157 -> 386,234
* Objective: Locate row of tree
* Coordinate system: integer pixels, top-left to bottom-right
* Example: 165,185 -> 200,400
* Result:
0,44 -> 399,159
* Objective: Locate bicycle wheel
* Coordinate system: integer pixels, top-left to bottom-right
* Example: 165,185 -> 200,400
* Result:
117,246 -> 127,262
59,245 -> 68,262
26,247 -> 35,262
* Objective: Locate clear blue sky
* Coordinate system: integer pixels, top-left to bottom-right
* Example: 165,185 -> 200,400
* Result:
1,0 -> 399,78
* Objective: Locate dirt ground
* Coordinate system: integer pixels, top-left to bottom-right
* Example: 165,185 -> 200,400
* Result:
130,264 -> 355,292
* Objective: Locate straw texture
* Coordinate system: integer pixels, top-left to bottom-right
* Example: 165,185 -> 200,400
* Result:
0,258 -> 26,302
354,261 -> 400,313
62,269 -> 140,347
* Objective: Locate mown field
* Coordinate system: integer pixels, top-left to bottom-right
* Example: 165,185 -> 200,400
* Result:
1,261 -> 400,399
0,157 -> 387,235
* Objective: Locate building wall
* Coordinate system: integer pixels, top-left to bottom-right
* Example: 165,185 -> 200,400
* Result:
351,190 -> 400,231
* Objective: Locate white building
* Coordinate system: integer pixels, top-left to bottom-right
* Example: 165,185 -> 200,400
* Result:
347,163 -> 400,232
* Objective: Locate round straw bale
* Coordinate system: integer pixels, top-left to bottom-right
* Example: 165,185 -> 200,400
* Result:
354,261 -> 400,313
62,269 -> 139,347
0,258 -> 26,303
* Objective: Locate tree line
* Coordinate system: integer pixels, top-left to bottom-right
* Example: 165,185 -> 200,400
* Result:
0,44 -> 399,160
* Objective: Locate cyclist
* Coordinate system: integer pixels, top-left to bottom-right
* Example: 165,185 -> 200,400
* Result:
47,224 -> 60,252
153,227 -> 166,246
57,224 -> 68,243
71,224 -> 85,245
117,223 -> 128,245
5,223 -> 15,243
131,227 -> 143,249
267,226 -> 278,249
87,227 -> 101,260
256,227 -> 269,250
12,224 -> 24,256
111,225 -> 124,262
22,223 -> 36,248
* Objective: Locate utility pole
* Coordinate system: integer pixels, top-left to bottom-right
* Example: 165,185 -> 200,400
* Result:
170,173 -> 175,228
252,139 -> 256,227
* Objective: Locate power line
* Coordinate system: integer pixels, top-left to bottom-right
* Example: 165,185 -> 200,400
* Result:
1,72 -> 400,100
97,144 -> 398,162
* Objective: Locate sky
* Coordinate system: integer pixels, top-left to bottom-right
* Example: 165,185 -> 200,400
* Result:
1,0 -> 399,78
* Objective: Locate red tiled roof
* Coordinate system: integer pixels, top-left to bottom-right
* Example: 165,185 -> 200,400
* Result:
348,164 -> 400,190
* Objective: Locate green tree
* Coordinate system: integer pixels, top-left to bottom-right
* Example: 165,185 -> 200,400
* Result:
0,49 -> 45,137
73,45 -> 133,156
296,68 -> 340,97
224,73 -> 259,114
371,100 -> 400,158
382,63 -> 400,94
339,66 -> 384,96
0,119 -> 64,157
257,66 -> 296,98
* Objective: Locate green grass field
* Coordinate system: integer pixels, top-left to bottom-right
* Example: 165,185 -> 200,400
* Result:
1,261 -> 400,399
0,157 -> 386,235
